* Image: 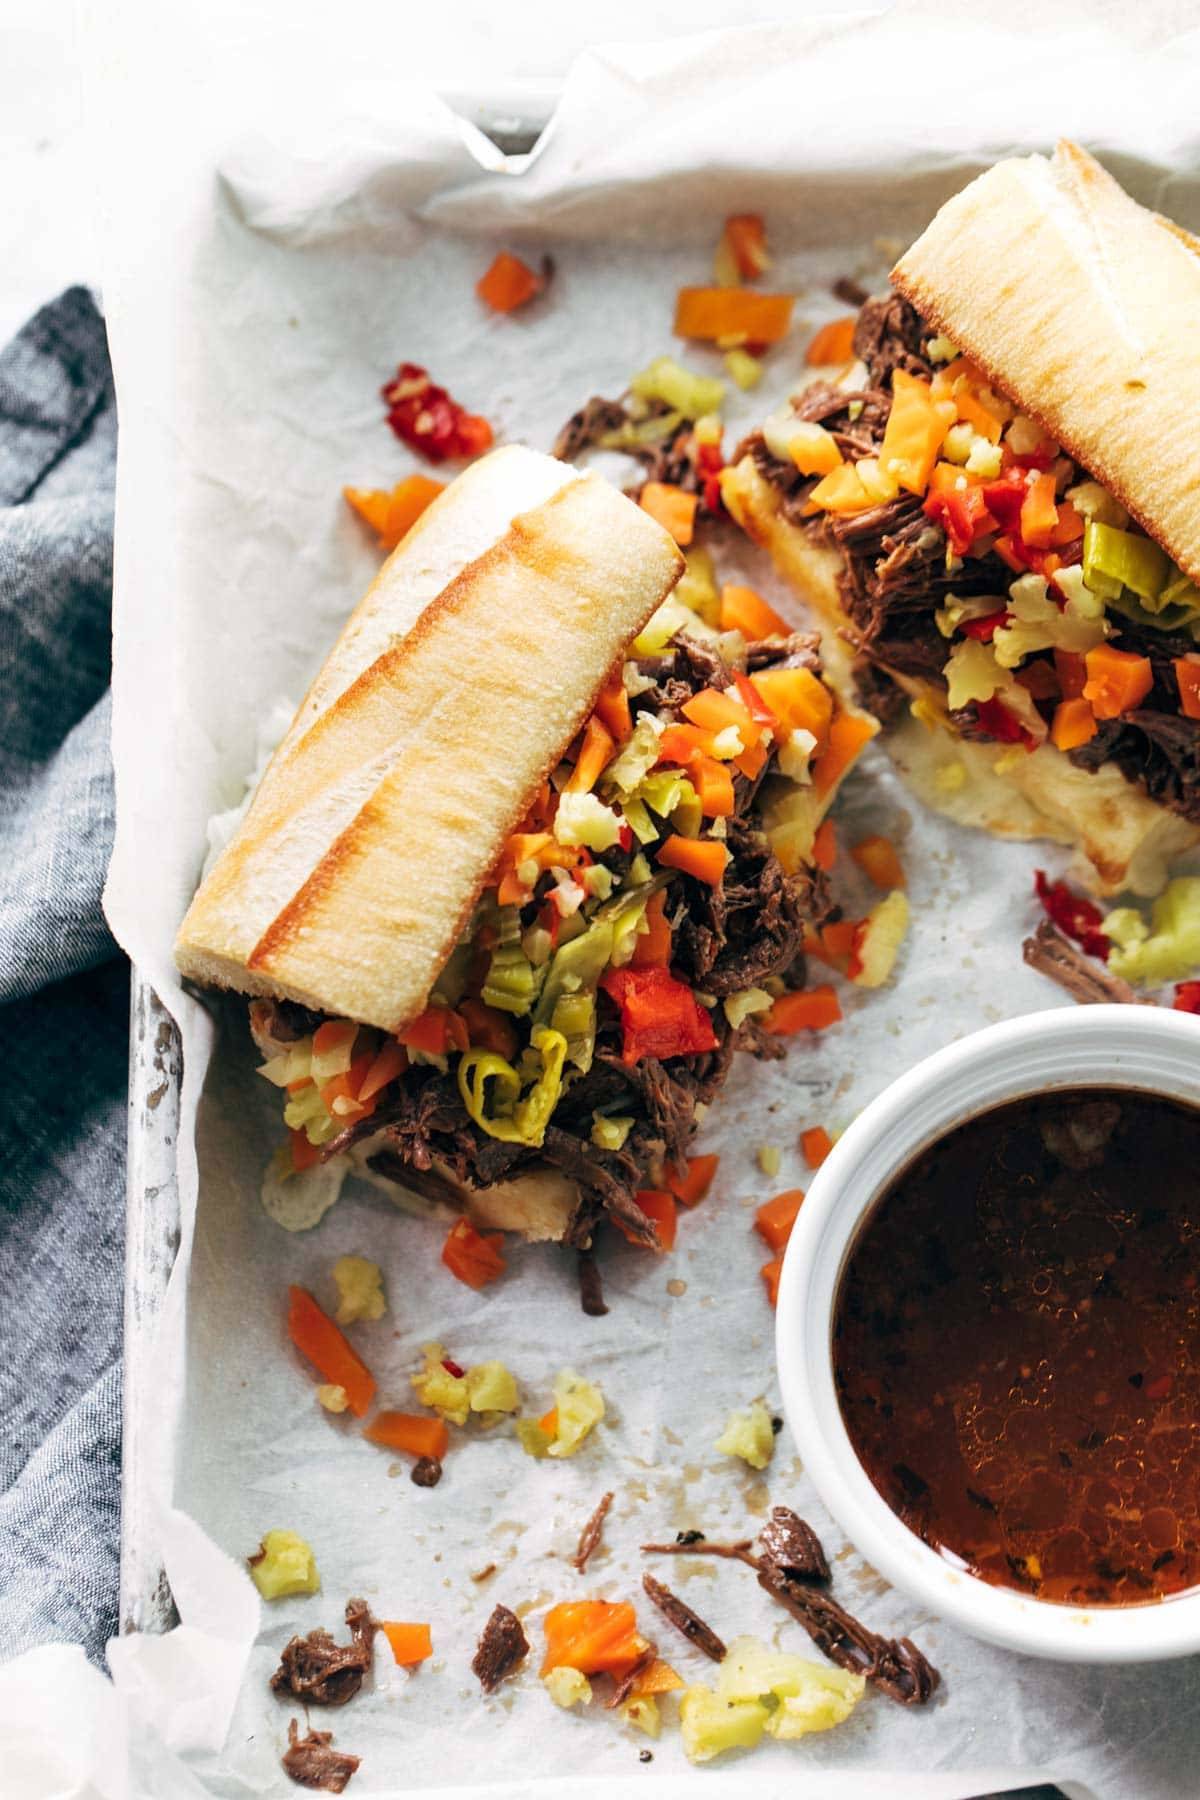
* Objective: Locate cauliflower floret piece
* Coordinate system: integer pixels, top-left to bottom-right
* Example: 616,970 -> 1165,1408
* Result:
621,1696 -> 661,1738
1103,878 -> 1200,984
715,1400 -> 776,1471
332,1254 -> 386,1325
679,1686 -> 769,1763
411,1343 -> 470,1425
466,1360 -> 519,1414
316,1384 -> 349,1413
247,1529 -> 319,1600
719,1634 -> 865,1736
543,1666 -> 592,1709
518,1369 -> 605,1459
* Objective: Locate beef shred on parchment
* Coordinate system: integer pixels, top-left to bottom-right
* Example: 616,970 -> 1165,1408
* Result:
574,1490 -> 614,1572
271,1599 -> 376,1708
281,1720 -> 360,1793
472,1603 -> 530,1693
641,1572 -> 726,1663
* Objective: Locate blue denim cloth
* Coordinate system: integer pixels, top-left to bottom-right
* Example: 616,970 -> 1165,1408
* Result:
0,288 -> 125,1665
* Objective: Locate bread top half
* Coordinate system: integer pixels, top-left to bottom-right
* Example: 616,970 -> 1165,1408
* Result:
175,446 -> 684,1029
893,140 -> 1200,586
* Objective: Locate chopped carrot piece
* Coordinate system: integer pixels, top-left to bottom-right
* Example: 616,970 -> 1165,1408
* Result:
630,891 -> 672,968
851,834 -> 905,889
691,754 -> 735,819
761,1257 -> 783,1308
320,1050 -> 378,1122
880,370 -> 955,497
755,1188 -> 805,1254
363,1411 -> 449,1460
442,1217 -> 507,1289
1020,472 -> 1059,548
952,384 -> 1003,444
640,481 -> 699,546
1050,501 -> 1085,547
565,715 -> 616,794
657,721 -> 722,766
674,287 -> 794,346
1175,656 -> 1200,721
1083,643 -> 1154,720
809,919 -> 860,971
656,835 -> 730,887
632,1657 -> 685,1696
805,317 -> 857,365
539,1406 -> 559,1436
541,1601 -> 649,1677
1050,696 -> 1098,751
357,1039 -> 408,1104
719,583 -> 789,641
813,711 -> 877,795
344,475 -> 445,551
805,461 -> 873,515
312,1020 -> 357,1059
458,997 -> 519,1060
681,687 -> 763,746
594,672 -> 632,743
289,1127 -> 321,1173
800,1126 -> 834,1170
723,214 -> 769,280
287,1287 -> 377,1418
811,818 -> 836,872
665,1153 -> 719,1207
1054,649 -> 1088,700
380,1621 -> 434,1666
476,250 -> 543,314
616,1189 -> 677,1251
763,986 -> 842,1034
398,1006 -> 469,1056
749,666 -> 834,746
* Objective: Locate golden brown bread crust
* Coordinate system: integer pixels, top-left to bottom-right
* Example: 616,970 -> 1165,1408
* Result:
720,452 -> 1200,896
892,140 -> 1200,586
175,448 -> 683,1026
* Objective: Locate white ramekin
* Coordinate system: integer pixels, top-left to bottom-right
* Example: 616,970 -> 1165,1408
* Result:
776,1003 -> 1200,1663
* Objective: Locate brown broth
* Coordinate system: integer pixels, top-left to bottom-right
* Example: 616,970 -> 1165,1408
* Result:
833,1088 -> 1200,1607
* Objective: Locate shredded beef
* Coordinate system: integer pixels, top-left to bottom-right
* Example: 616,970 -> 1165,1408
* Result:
271,1599 -> 376,1708
472,1604 -> 530,1693
1069,708 -> 1200,824
832,275 -> 869,307
851,293 -> 933,383
282,1721 -> 360,1793
574,1491 -> 614,1572
607,1645 -> 660,1709
578,1247 -> 609,1316
641,1572 -> 726,1662
551,395 -> 628,462
672,818 -> 807,995
757,1565 -> 939,1705
1023,920 -> 1144,1006
758,1506 -> 831,1582
745,630 -> 822,673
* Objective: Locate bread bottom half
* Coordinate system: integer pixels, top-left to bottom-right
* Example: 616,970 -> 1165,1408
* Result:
723,455 -> 1200,898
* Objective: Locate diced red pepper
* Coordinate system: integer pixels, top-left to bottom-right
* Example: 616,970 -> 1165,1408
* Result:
975,697 -> 1031,746
381,363 -> 494,465
1034,870 -> 1111,962
981,473 -> 1029,533
960,609 -> 1008,643
923,482 -> 995,556
1173,981 -> 1200,1014
442,1357 -> 466,1379
599,966 -> 718,1067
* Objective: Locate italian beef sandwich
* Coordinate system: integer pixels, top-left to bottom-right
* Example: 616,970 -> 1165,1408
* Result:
176,445 -> 873,1261
723,141 -> 1200,896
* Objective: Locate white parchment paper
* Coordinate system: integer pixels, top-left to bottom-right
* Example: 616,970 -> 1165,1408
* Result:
9,5 -> 1200,1795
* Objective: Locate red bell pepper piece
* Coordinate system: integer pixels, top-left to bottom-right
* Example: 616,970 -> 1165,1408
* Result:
599,966 -> 718,1066
1034,870 -> 1110,961
959,609 -> 1009,643
381,363 -> 494,465
1172,981 -> 1200,1014
981,472 -> 1030,534
974,697 -> 1030,745
922,482 -> 996,556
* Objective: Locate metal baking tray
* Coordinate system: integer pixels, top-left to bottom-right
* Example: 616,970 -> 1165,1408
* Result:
116,82 -> 1067,1800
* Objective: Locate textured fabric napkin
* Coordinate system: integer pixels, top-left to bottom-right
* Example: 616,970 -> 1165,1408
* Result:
0,287 -> 125,1667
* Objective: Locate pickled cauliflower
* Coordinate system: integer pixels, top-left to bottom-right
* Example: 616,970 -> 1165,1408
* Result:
411,1345 -> 520,1425
518,1369 -> 605,1459
715,1400 -> 775,1470
680,1634 -> 864,1762
247,1529 -> 320,1600
332,1254 -> 386,1325
1103,878 -> 1200,984
543,1667 -> 593,1709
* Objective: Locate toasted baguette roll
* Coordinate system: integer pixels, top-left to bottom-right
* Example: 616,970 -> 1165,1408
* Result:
176,446 -> 684,1027
893,142 -> 1200,587
726,143 -> 1200,895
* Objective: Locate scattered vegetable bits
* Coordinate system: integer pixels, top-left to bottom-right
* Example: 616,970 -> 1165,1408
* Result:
363,1411 -> 449,1461
800,1127 -> 833,1170
715,1400 -> 776,1470
674,287 -> 794,346
541,1600 -> 650,1678
442,1217 -> 507,1289
665,1152 -> 719,1206
477,251 -> 544,314
850,835 -> 905,890
679,1635 -> 865,1763
616,1189 -> 677,1251
640,481 -> 699,546
762,986 -> 841,1034
805,316 -> 857,366
287,1287 -> 377,1417
517,1370 -> 604,1459
380,1621 -> 433,1666
754,1189 -> 804,1255
343,473 -> 444,550
381,363 -> 493,464
248,1529 -> 320,1601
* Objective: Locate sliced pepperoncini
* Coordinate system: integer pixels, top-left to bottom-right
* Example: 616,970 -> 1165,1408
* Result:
457,1027 -> 568,1147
